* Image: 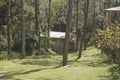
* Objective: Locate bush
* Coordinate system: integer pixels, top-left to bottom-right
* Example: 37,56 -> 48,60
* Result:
94,24 -> 120,65
0,51 -> 8,60
0,51 -> 21,60
0,35 -> 7,50
12,38 -> 36,56
109,65 -> 120,80
94,24 -> 120,79
9,52 -> 21,59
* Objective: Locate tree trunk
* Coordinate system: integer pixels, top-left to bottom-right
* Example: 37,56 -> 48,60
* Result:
35,0 -> 40,50
7,0 -> 11,57
75,0 -> 79,51
47,0 -> 51,48
62,0 -> 73,66
83,0 -> 89,50
77,32 -> 83,59
77,0 -> 89,59
21,0 -> 26,58
35,0 -> 39,38
103,2 -> 107,16
106,0 -> 111,8
93,1 -> 96,33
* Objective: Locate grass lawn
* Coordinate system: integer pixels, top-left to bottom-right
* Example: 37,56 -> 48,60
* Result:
0,47 -> 113,80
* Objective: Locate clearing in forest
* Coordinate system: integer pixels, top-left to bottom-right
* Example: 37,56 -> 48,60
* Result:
0,47 -> 112,80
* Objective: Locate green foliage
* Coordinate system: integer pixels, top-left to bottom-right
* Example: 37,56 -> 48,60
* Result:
0,51 -> 20,60
109,65 -> 120,80
0,0 -> 118,53
32,49 -> 41,55
0,51 -> 8,60
51,0 -> 67,32
0,35 -> 7,50
0,0 -> 6,7
12,36 -> 37,56
94,24 -> 120,80
9,52 -> 21,59
94,24 -> 120,64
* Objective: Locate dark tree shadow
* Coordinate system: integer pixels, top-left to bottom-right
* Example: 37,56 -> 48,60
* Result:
19,59 -> 61,66
0,68 -> 48,80
99,75 -> 113,80
69,58 -> 112,67
0,65 -> 63,80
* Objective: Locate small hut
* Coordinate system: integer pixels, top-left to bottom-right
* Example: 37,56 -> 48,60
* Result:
50,31 -> 76,51
41,31 -> 76,51
105,6 -> 120,23
50,31 -> 65,50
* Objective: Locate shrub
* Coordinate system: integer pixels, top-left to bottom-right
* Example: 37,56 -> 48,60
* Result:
0,35 -> 7,50
0,51 -> 8,60
0,51 -> 21,60
94,24 -> 120,65
94,24 -> 120,78
109,65 -> 120,80
12,38 -> 36,56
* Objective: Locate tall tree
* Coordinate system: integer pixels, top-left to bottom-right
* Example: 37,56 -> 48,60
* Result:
106,0 -> 111,8
35,0 -> 40,50
21,0 -> 26,58
92,0 -> 96,33
62,0 -> 73,66
47,0 -> 51,48
7,0 -> 11,56
35,0 -> 39,37
75,0 -> 79,51
77,0 -> 89,59
83,0 -> 89,50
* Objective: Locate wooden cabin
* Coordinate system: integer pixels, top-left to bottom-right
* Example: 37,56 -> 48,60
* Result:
41,31 -> 76,52
105,6 -> 120,23
49,31 -> 76,51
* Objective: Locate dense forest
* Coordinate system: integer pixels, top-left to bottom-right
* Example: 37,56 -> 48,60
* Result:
0,0 -> 120,80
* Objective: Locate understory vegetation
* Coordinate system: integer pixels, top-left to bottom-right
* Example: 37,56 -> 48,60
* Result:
94,24 -> 120,79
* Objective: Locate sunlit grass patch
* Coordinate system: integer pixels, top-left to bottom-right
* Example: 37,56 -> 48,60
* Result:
0,47 -> 112,80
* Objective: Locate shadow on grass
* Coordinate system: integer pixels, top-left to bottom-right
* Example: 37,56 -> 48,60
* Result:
83,60 -> 112,67
99,75 -> 112,80
69,58 -> 112,67
20,59 -> 61,66
0,68 -> 49,80
27,55 -> 52,59
0,65 -> 63,80
17,55 -> 62,66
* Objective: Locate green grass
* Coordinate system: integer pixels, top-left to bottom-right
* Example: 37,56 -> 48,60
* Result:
0,47 -> 113,80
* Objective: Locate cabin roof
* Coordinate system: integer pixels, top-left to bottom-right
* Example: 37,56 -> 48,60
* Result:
105,6 -> 120,12
50,31 -> 65,39
41,31 -> 65,39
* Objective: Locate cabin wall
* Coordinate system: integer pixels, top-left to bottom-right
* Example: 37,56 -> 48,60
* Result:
51,38 -> 76,52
